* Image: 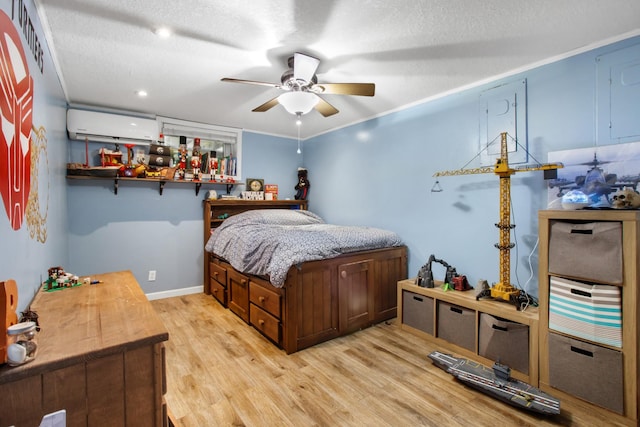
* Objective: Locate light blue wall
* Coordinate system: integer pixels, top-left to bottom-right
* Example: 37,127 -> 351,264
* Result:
3,0 -> 637,309
0,1 -> 69,313
65,130 -> 303,294
241,131 -> 304,200
304,35 -> 640,297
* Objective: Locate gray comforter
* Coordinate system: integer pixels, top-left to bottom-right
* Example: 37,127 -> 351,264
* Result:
205,209 -> 403,287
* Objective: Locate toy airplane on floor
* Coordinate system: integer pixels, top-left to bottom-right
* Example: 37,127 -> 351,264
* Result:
428,351 -> 561,416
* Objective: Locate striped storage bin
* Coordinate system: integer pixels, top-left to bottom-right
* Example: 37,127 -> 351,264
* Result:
549,276 -> 622,348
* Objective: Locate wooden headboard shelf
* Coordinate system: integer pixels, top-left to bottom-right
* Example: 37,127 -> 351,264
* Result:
203,199 -> 308,243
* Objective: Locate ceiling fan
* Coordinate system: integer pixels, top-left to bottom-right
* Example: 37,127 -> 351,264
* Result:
221,52 -> 375,117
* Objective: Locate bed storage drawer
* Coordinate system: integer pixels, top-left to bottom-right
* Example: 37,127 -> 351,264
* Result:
250,304 -> 281,344
209,262 -> 227,286
250,282 -> 281,318
437,301 -> 475,352
210,280 -> 226,305
209,261 -> 228,306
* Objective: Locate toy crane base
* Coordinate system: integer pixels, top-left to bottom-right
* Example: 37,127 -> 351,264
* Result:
476,283 -> 524,309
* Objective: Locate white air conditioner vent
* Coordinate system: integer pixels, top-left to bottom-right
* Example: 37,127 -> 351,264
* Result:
67,109 -> 158,145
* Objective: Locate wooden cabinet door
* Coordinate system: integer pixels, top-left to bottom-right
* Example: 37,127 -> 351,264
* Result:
372,254 -> 404,322
339,259 -> 374,333
227,269 -> 249,323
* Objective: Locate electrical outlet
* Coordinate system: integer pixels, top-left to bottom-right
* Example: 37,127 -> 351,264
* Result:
148,270 -> 156,281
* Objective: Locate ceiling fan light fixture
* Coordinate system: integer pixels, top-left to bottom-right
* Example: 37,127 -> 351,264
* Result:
278,91 -> 318,116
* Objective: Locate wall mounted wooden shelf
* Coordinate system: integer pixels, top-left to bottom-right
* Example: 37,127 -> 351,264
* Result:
66,175 -> 241,196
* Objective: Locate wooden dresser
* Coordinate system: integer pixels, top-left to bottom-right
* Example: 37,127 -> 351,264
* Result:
0,270 -> 169,427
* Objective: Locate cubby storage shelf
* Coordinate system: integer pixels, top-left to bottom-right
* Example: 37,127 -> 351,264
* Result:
397,279 -> 539,386
538,209 -> 640,426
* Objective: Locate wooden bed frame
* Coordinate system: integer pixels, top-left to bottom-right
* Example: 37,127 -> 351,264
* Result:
203,200 -> 408,354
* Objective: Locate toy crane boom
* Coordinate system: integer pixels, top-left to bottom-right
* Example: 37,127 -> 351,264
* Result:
434,132 -> 563,307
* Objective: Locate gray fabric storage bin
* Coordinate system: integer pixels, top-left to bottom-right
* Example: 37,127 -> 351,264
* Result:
437,301 -> 475,352
548,221 -> 622,284
478,313 -> 529,374
402,291 -> 433,335
549,332 -> 623,414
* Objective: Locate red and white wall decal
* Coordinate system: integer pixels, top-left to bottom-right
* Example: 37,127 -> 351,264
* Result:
0,10 -> 34,231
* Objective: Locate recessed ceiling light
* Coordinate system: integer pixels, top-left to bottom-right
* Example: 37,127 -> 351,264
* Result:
136,90 -> 148,97
154,27 -> 172,38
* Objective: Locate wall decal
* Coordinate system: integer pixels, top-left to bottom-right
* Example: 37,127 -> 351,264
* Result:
26,125 -> 48,243
0,10 -> 34,231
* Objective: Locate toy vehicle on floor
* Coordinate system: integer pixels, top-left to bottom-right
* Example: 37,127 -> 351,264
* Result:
428,351 -> 560,415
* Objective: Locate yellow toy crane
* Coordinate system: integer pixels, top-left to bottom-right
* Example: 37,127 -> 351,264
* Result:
434,132 -> 563,307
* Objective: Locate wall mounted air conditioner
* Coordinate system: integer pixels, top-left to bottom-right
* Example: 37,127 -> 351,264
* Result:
67,109 -> 158,145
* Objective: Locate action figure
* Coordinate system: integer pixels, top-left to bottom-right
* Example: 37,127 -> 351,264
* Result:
295,168 -> 310,200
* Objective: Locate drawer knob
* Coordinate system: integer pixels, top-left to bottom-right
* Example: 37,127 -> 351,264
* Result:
258,319 -> 265,326
213,272 -> 218,278
259,296 -> 265,303
340,270 -> 347,279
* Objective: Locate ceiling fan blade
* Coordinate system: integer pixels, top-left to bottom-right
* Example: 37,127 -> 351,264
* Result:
252,97 -> 280,112
221,77 -> 281,89
293,53 -> 320,83
315,97 -> 339,117
311,82 -> 375,96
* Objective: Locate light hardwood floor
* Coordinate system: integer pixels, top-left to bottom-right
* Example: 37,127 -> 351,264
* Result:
151,293 -> 625,427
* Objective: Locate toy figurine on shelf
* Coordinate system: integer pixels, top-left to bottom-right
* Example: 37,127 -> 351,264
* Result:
43,266 -> 80,291
177,136 -> 187,180
295,167 -> 310,200
611,187 -> 640,209
208,152 -> 220,182
118,144 -> 140,177
191,138 -> 202,181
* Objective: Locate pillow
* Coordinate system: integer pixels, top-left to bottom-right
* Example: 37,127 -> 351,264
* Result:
219,209 -> 324,228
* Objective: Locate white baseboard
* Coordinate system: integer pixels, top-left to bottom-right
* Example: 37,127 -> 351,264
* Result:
146,285 -> 203,301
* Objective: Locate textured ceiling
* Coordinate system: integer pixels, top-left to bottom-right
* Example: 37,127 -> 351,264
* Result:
35,0 -> 640,139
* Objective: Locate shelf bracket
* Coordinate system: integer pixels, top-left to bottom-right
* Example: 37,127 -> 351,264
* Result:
226,184 -> 234,194
114,178 -> 118,195
195,182 -> 202,196
159,181 -> 166,195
